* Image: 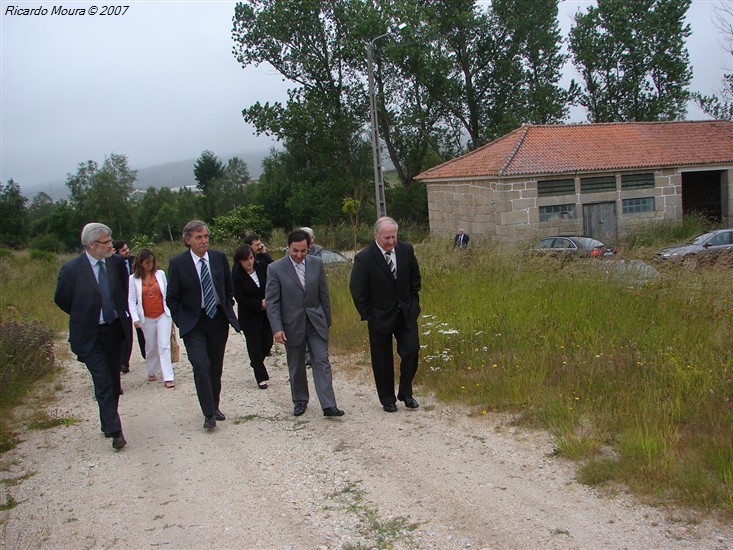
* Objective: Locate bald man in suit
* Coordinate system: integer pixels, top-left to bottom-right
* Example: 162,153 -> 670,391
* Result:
350,216 -> 422,412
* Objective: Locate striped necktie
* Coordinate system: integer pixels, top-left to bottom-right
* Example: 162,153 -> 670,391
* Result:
295,262 -> 306,288
385,251 -> 396,279
200,258 -> 217,318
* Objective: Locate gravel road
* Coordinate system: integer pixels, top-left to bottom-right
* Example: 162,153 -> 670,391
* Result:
1,331 -> 731,549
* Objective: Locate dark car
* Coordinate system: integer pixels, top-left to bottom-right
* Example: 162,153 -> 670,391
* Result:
654,229 -> 733,268
321,248 -> 352,267
532,236 -> 618,257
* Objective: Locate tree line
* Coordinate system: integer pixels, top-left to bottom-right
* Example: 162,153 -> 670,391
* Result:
2,0 -> 731,251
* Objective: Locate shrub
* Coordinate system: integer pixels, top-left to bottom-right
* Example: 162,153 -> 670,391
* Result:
28,249 -> 56,262
0,318 -> 56,400
28,233 -> 63,253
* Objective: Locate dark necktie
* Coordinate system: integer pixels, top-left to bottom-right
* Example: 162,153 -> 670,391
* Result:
200,258 -> 217,318
97,260 -> 116,324
385,251 -> 396,279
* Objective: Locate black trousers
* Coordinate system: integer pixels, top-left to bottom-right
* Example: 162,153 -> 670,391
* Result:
243,324 -> 273,384
367,311 -> 420,406
182,309 -> 230,417
122,325 -> 146,365
81,319 -> 125,435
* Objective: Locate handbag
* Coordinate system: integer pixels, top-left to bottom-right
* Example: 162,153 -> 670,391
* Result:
170,325 -> 180,363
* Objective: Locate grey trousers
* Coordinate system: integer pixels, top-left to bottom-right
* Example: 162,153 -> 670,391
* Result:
284,319 -> 337,409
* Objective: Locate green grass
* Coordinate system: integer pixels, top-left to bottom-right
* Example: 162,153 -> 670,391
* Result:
331,482 -> 419,549
329,233 -> 733,513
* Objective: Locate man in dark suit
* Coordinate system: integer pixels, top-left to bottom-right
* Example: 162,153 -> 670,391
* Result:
350,216 -> 422,412
166,220 -> 240,430
453,229 -> 470,250
54,223 -> 131,450
266,229 -> 344,417
112,239 -> 145,371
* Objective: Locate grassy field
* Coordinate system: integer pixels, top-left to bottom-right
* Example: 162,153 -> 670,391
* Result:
1,221 -> 732,514
329,237 -> 733,514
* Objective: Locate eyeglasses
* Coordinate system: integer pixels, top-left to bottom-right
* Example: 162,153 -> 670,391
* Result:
95,239 -> 113,245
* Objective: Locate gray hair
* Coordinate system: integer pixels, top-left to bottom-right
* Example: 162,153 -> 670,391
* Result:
182,220 -> 208,247
374,216 -> 398,236
81,223 -> 112,246
299,226 -> 314,238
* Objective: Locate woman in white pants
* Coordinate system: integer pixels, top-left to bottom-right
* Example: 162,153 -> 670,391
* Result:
128,248 -> 175,387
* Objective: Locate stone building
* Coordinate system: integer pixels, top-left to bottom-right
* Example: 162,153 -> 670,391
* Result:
415,120 -> 733,245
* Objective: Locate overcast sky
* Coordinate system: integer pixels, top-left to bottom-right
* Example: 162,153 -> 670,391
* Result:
1,1 -> 730,196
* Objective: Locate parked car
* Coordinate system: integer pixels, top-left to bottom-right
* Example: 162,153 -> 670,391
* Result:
654,229 -> 733,267
321,248 -> 352,267
531,236 -> 618,257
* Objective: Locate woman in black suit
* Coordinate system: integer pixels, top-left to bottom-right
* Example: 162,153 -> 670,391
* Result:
232,244 -> 273,389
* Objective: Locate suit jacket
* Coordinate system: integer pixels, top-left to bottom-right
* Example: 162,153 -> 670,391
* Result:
265,255 -> 330,347
453,233 -> 470,248
165,249 -> 240,337
128,269 -> 171,324
350,241 -> 421,335
232,262 -> 270,332
54,252 -> 132,359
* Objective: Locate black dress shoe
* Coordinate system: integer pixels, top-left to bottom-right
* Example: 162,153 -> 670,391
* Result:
203,415 -> 217,429
293,403 -> 307,416
323,406 -> 344,417
401,396 -> 420,409
383,403 -> 398,413
258,382 -> 268,389
214,409 -> 226,421
112,434 -> 127,449
121,365 -> 130,374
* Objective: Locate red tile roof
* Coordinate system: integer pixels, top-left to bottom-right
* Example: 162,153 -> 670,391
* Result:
415,120 -> 733,180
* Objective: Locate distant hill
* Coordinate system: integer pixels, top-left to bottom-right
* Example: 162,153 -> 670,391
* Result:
22,150 -> 271,200
135,150 -> 270,191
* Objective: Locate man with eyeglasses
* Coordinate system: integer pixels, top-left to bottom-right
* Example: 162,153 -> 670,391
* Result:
55,223 -> 132,450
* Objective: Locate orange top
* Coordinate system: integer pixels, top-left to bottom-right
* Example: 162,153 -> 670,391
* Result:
141,276 -> 164,319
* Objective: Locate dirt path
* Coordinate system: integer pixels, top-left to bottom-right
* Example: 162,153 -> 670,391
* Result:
1,331 -> 731,549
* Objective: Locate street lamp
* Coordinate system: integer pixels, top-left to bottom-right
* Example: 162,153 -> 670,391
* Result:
367,23 -> 406,219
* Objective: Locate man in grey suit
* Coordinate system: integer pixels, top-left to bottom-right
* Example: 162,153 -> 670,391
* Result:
266,229 -> 344,417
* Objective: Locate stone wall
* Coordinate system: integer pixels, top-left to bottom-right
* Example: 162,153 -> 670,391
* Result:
427,168 -> 691,245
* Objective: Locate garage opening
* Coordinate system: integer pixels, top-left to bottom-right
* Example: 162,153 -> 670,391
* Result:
682,170 -> 723,222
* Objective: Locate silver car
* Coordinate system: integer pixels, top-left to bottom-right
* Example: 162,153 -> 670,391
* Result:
655,229 -> 733,267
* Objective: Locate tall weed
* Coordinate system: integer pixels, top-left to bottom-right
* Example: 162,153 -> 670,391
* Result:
329,237 -> 733,512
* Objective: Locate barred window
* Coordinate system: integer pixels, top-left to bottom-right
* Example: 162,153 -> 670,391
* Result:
622,197 -> 654,214
580,175 -> 616,193
621,173 -> 654,189
538,178 -> 575,197
539,204 -> 576,222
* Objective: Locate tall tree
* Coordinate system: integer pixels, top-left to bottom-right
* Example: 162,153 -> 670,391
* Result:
232,0 -> 375,222
207,156 -> 251,218
0,179 -> 30,248
694,2 -> 733,120
65,153 -> 137,236
193,150 -> 224,195
28,192 -> 56,237
392,0 -> 567,149
569,0 -> 693,122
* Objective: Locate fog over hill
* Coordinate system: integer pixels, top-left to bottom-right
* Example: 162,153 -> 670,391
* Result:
21,150 -> 271,201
